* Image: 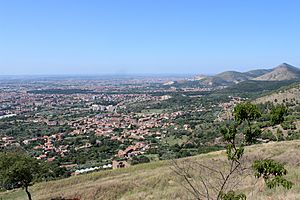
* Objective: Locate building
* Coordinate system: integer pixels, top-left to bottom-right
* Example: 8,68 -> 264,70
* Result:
112,160 -> 130,169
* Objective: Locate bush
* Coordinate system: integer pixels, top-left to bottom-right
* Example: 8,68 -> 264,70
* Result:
261,130 -> 276,141
131,155 -> 150,165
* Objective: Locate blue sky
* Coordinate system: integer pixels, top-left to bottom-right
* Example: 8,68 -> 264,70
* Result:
0,0 -> 300,75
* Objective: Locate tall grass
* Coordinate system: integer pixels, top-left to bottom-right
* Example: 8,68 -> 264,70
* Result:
1,140 -> 300,200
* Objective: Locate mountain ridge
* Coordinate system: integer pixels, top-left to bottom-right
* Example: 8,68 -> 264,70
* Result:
196,63 -> 300,86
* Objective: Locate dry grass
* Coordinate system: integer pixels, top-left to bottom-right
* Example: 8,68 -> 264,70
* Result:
1,140 -> 300,200
254,85 -> 300,105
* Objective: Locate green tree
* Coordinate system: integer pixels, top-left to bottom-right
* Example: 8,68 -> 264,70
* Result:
234,102 -> 261,125
0,153 -> 46,200
234,102 -> 262,144
253,159 -> 293,189
270,105 -> 288,125
216,103 -> 262,199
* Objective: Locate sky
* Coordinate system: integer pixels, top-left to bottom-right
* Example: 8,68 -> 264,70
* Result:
1,0 -> 300,75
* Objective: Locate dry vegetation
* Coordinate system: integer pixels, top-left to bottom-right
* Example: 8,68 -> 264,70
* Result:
1,140 -> 300,200
254,84 -> 300,105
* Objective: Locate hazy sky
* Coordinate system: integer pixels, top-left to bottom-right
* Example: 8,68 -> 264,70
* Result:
1,0 -> 300,75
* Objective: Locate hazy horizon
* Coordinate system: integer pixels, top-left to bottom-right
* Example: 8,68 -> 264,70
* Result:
1,0 -> 300,75
0,62 -> 291,77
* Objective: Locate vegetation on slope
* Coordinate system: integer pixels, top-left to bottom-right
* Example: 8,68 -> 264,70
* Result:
1,140 -> 299,200
214,80 -> 300,98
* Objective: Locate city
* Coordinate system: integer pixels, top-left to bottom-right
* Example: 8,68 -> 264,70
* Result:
0,76 -> 239,175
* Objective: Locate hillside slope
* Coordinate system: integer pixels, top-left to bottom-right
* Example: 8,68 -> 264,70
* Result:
213,80 -> 300,98
1,140 -> 300,200
254,83 -> 300,104
244,69 -> 272,77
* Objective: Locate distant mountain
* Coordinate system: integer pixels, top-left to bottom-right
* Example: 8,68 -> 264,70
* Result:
254,63 -> 300,81
194,63 -> 300,86
199,69 -> 270,86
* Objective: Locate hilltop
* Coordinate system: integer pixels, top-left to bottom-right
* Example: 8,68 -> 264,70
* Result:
255,63 -> 300,81
1,140 -> 300,200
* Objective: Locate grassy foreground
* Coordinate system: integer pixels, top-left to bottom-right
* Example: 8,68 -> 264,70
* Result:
1,140 -> 300,200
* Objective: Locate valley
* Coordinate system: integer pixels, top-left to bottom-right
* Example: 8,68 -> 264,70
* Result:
1,63 -> 300,200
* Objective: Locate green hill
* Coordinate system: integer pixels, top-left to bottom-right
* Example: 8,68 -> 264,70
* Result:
1,140 -> 300,200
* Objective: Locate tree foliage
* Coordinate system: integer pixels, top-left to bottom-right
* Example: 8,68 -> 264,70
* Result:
234,102 -> 261,125
219,191 -> 246,200
0,152 -> 46,200
252,159 -> 293,189
270,105 -> 288,125
220,124 -> 244,162
234,103 -> 262,144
